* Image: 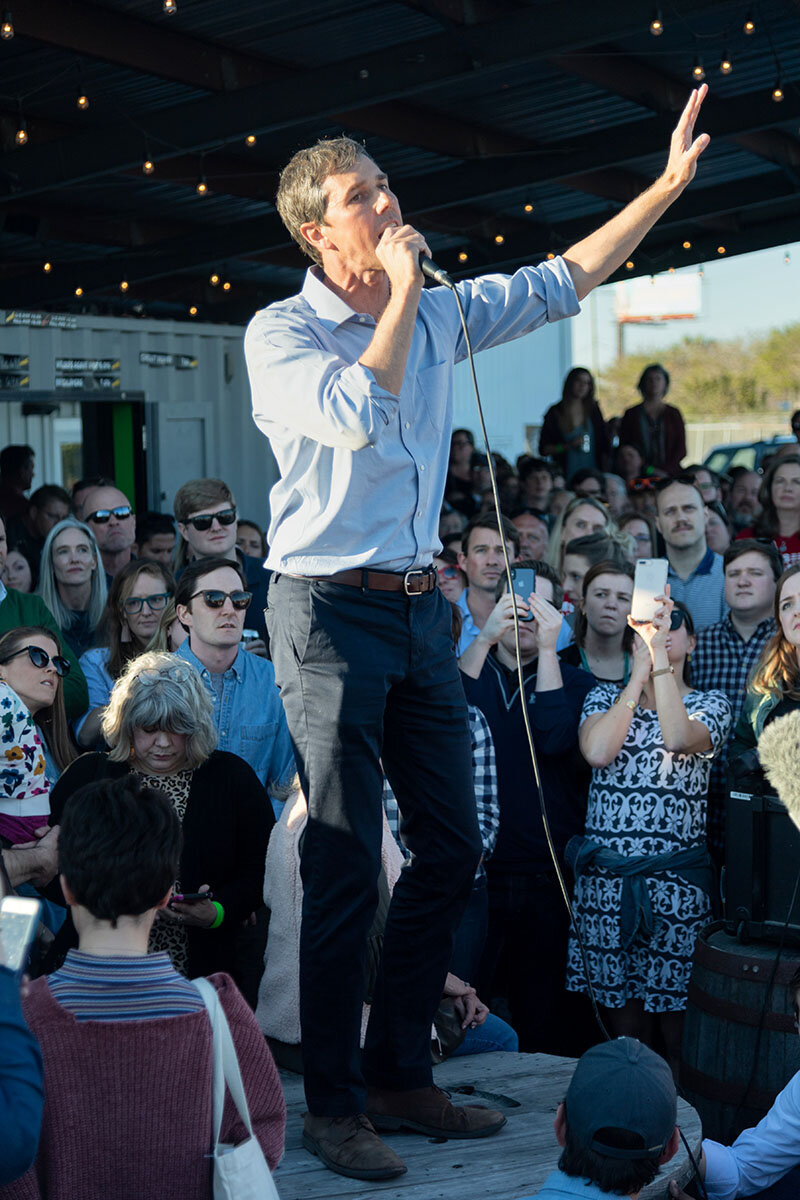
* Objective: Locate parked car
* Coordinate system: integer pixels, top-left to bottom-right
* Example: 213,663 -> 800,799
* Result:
703,436 -> 796,476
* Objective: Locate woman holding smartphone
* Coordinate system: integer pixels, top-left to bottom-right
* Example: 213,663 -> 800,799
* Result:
566,591 -> 731,1072
559,561 -> 634,685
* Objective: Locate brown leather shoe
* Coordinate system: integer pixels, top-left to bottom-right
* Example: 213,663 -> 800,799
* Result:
366,1084 -> 507,1139
302,1112 -> 407,1181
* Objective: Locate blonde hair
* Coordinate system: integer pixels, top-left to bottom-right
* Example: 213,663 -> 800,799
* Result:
276,136 -> 371,265
545,495 -> 614,569
102,651 -> 217,769
751,565 -> 800,700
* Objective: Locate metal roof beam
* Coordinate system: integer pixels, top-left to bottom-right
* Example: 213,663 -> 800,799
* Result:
0,0 -> 731,198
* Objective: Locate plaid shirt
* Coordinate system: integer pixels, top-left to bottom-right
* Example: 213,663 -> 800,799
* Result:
693,613 -> 775,856
383,704 -> 499,883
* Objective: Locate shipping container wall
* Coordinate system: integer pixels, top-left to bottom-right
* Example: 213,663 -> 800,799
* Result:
0,312 -> 277,525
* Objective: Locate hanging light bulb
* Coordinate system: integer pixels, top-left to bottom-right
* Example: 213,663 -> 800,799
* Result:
457,250 -> 468,263
743,10 -> 755,34
720,50 -> 733,74
15,116 -> 27,146
222,281 -> 231,291
523,200 -> 534,213
142,158 -> 154,175
120,281 -> 129,292
1,9 -> 13,37
682,240 -> 692,250
74,286 -> 83,297
692,57 -> 705,81
245,134 -> 256,147
163,0 -> 177,13
43,261 -> 52,273
625,260 -> 634,270
494,233 -> 504,245
77,91 -> 89,110
772,80 -> 784,102
209,273 -> 220,286
546,252 -> 555,260
668,267 -> 675,274
196,174 -> 208,195
649,8 -> 663,35
189,305 -> 198,316
717,245 -> 726,255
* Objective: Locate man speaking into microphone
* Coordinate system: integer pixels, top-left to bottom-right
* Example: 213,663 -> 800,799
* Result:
244,86 -> 709,1181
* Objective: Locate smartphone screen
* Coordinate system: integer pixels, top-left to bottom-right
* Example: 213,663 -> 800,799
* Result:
0,896 -> 41,974
510,566 -> 536,622
631,558 -> 669,623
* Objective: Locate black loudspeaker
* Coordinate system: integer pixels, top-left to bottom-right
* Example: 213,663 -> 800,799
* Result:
725,789 -> 800,944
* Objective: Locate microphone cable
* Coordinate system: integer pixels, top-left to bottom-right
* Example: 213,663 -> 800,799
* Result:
436,264 -> 711,1196
434,265 -> 610,1043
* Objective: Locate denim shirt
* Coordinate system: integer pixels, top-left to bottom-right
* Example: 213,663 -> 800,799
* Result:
175,640 -> 296,796
244,259 -> 579,575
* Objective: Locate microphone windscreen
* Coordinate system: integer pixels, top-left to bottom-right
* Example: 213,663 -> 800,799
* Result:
754,709 -> 800,831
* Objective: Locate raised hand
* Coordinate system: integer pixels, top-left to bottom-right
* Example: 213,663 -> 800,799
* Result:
664,84 -> 710,191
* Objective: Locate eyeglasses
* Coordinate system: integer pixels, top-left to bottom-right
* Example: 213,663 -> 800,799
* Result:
654,473 -> 702,492
136,665 -> 192,685
184,507 -> 237,532
670,609 -> 688,631
86,505 -> 133,524
437,566 -> 461,580
627,477 -> 657,493
122,592 -> 171,615
188,588 -> 252,610
0,645 -> 70,676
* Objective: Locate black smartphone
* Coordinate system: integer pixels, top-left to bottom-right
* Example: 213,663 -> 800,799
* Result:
510,566 -> 536,622
170,891 -> 213,904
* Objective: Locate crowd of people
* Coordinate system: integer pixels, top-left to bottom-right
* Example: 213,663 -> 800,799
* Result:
0,406 -> 799,1195
4,95 -> 800,1198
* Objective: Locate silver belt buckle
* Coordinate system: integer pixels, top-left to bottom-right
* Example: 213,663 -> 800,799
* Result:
403,568 -> 427,595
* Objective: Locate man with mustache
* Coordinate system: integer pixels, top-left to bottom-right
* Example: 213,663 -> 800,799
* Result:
655,476 -> 727,631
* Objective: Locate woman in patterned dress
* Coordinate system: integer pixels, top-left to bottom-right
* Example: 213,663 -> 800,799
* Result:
50,651 -> 273,985
566,592 -> 731,1071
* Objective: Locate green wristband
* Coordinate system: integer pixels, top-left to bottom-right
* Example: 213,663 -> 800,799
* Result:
210,901 -> 225,929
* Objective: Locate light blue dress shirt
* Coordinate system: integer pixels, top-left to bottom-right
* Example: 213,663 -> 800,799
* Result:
74,646 -> 114,741
456,588 -> 573,657
244,260 -> 580,575
175,640 -> 296,797
702,1069 -> 800,1198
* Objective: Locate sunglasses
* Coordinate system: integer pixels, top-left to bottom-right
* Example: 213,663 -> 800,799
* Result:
188,588 -> 252,610
670,609 -> 688,631
0,645 -> 70,676
86,505 -> 133,524
184,507 -> 237,532
627,477 -> 657,493
437,566 -> 461,580
122,592 -> 171,616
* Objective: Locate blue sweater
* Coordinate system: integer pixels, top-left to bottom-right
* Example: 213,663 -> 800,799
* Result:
461,653 -> 594,874
0,967 -> 43,1185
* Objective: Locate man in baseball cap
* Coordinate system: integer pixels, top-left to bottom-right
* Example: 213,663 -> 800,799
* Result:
529,1038 -> 680,1198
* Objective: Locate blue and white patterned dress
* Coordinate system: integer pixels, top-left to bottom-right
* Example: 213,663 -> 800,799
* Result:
566,683 -> 732,1013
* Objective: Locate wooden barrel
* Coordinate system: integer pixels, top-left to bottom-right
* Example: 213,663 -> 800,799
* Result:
681,923 -> 800,1143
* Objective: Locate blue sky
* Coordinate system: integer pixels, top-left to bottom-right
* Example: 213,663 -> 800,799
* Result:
571,239 -> 800,374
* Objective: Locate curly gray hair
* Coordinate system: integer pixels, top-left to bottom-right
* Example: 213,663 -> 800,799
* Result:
102,650 -> 217,769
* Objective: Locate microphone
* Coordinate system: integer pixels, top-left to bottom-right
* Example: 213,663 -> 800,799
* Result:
419,253 -> 455,289
753,710 -> 800,832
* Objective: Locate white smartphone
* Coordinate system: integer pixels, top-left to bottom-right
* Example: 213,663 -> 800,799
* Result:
630,558 -> 669,623
0,895 -> 41,975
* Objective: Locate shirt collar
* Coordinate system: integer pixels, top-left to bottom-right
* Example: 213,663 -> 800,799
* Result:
668,545 -> 716,579
179,638 -> 243,682
301,266 -> 375,329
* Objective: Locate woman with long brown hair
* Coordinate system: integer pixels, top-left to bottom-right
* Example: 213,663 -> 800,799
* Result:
737,454 -> 800,568
540,367 -> 611,476
731,564 -> 800,760
75,558 -> 173,748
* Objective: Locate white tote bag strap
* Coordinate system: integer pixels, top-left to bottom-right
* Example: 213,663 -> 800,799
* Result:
193,977 -> 255,1146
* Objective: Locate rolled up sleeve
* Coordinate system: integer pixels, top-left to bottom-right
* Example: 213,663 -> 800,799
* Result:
703,1070 -> 800,1197
245,317 -> 398,450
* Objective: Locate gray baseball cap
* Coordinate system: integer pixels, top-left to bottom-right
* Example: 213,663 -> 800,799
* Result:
565,1037 -> 677,1160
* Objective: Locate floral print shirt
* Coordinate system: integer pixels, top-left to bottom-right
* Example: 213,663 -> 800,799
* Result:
0,680 -> 50,844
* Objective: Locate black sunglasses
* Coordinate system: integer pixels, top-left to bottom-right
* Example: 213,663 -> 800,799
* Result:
185,507 -> 237,532
188,588 -> 252,610
86,505 -> 133,524
670,609 -> 688,631
122,592 -> 171,616
0,645 -> 70,676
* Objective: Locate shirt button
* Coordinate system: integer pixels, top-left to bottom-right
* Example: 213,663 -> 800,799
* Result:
405,422 -> 410,430
417,510 -> 423,517
420,464 -> 426,471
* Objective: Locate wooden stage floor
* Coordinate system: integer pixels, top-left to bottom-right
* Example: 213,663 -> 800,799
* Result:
272,1051 -> 702,1200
